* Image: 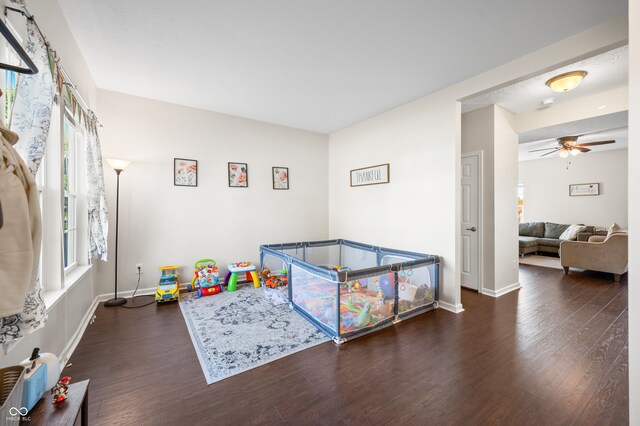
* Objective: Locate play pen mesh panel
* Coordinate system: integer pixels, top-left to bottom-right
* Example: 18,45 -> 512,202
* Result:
260,240 -> 440,344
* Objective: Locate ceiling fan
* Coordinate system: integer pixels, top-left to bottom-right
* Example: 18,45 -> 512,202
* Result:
528,135 -> 615,158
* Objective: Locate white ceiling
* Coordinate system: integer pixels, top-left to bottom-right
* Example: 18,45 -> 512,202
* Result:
462,45 -> 628,114
57,0 -> 628,134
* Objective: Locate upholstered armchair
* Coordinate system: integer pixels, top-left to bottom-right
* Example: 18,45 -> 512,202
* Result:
560,233 -> 628,282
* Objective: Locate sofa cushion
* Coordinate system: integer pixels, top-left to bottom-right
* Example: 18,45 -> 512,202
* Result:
518,236 -> 539,248
607,222 -> 622,237
537,238 -> 562,248
519,222 -> 544,238
559,224 -> 587,241
544,222 -> 570,239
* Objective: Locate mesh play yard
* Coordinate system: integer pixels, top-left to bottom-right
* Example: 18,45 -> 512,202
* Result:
260,239 -> 440,344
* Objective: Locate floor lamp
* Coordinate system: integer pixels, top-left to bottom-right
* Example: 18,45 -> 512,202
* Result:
105,158 -> 131,307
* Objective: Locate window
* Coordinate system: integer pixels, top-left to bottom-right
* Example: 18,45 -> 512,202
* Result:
63,113 -> 78,271
517,182 -> 525,223
4,69 -> 17,125
3,21 -> 20,126
35,157 -> 46,288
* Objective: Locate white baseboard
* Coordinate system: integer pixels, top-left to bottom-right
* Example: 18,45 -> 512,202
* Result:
96,287 -> 157,302
438,300 -> 465,313
482,282 -> 521,298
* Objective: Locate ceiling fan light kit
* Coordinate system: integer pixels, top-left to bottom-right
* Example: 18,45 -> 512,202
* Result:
528,134 -> 616,158
545,70 -> 588,92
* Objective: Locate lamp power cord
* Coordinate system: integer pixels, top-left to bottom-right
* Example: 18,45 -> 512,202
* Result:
121,267 -> 155,308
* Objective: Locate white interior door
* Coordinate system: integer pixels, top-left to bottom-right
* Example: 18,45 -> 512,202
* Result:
461,153 -> 480,291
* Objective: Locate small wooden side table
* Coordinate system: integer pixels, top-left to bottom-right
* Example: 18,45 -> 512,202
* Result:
24,379 -> 90,425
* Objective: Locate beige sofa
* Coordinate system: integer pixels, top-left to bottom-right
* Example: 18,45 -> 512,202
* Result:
559,233 -> 628,282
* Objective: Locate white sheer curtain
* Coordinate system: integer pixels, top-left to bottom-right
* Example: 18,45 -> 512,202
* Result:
0,17 -> 53,344
86,129 -> 109,261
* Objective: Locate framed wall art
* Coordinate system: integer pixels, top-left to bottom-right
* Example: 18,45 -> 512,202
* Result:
569,182 -> 599,196
174,158 -> 197,187
273,166 -> 289,190
228,162 -> 248,187
350,163 -> 390,187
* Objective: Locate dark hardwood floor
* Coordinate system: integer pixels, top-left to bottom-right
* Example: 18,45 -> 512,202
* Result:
63,265 -> 628,425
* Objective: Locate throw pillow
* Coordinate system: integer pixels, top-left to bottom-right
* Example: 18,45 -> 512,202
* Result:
559,224 -> 587,241
607,223 -> 621,238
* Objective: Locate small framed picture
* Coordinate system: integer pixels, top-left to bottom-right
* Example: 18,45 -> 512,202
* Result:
228,162 -> 248,187
569,182 -> 599,196
273,166 -> 289,190
174,158 -> 197,187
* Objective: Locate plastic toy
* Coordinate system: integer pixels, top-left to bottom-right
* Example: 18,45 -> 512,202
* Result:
190,259 -> 223,297
51,376 -> 71,406
155,265 -> 180,302
224,262 -> 260,292
260,268 -> 288,289
354,302 -> 372,328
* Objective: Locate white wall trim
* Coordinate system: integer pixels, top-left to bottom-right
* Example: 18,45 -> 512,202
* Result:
58,297 -> 99,369
482,282 -> 521,298
438,300 -> 465,313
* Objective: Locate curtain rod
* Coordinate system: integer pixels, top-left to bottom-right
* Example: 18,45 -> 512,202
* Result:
4,5 -> 102,127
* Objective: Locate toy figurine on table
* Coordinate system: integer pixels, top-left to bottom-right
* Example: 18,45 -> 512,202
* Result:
191,259 -> 223,298
155,265 -> 180,302
51,376 -> 71,406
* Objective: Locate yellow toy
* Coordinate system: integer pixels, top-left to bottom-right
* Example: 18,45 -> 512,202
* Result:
156,265 -> 180,302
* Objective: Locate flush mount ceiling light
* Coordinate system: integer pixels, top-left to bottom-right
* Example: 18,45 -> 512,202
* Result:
545,71 -> 588,93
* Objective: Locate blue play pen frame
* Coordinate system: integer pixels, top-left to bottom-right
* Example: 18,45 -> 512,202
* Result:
259,239 -> 440,344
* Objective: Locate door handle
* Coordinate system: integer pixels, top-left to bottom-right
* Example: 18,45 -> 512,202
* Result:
466,227 -> 477,232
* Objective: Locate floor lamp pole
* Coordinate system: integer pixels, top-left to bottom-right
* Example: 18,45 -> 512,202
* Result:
105,168 -> 127,307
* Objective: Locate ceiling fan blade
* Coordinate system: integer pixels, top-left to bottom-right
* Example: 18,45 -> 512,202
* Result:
575,140 -> 615,147
528,147 -> 558,153
575,147 -> 591,153
540,149 -> 559,157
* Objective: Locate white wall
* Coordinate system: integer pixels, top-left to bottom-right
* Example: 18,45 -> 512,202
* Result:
461,106 -> 519,296
628,1 -> 639,424
493,107 -> 519,291
329,91 -> 461,309
95,89 -> 329,295
519,149 -> 628,227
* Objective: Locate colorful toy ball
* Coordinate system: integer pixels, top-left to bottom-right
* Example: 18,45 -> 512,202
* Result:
379,274 -> 394,298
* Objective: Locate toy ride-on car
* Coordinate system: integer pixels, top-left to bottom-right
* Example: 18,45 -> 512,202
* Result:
156,265 -> 180,302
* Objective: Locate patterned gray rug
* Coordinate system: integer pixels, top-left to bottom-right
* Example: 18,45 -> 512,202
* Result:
179,286 -> 330,384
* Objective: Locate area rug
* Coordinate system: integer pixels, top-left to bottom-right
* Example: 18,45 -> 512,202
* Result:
519,254 -> 563,270
179,286 -> 330,384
